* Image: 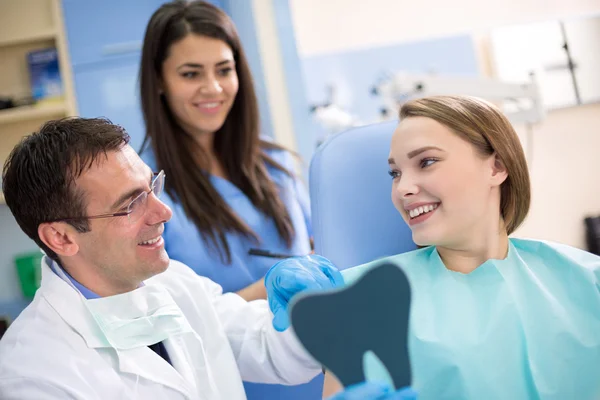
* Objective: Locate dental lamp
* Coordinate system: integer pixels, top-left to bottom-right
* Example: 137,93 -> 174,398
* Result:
372,72 -> 544,125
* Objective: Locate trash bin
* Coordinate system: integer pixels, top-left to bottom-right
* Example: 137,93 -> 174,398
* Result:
14,251 -> 43,298
584,216 -> 600,256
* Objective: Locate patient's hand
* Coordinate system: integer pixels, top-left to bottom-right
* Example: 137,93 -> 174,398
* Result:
264,255 -> 344,331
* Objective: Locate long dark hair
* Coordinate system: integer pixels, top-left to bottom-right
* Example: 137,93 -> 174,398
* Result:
139,0 -> 295,263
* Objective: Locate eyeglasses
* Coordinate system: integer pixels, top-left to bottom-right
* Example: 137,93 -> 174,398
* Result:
53,170 -> 165,224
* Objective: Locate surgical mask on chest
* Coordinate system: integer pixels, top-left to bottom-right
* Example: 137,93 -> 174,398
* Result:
52,262 -> 193,350
85,284 -> 194,350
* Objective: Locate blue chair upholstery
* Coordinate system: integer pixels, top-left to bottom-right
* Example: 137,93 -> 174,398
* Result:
309,121 -> 416,270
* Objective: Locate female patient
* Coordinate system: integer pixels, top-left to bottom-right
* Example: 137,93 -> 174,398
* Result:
267,95 -> 600,399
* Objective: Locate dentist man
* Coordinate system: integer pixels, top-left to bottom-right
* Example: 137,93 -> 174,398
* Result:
0,117 -> 324,400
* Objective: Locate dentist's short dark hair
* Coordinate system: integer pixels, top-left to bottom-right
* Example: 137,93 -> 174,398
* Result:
2,117 -> 130,261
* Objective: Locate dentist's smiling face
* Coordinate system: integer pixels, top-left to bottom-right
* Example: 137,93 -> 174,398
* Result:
161,34 -> 239,138
388,116 -> 502,248
73,146 -> 173,291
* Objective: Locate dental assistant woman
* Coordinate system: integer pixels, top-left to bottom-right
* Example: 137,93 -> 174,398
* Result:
266,96 -> 600,399
138,2 -> 318,399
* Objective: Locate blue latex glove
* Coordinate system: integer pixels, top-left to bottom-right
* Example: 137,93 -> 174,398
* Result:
327,382 -> 417,400
265,254 -> 344,331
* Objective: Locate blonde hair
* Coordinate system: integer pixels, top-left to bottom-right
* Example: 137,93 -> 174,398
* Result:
399,95 -> 530,235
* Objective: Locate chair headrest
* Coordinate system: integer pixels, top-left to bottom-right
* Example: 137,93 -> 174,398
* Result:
310,121 -> 416,270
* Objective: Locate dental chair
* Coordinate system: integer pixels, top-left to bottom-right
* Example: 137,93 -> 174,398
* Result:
309,121 -> 416,270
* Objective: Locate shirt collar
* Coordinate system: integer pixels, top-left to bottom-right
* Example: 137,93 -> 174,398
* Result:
48,259 -> 100,300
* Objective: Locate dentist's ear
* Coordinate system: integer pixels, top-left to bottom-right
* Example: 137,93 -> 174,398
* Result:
490,153 -> 508,186
38,222 -> 80,257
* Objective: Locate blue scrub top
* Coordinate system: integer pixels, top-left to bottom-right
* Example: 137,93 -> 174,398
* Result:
141,145 -> 323,400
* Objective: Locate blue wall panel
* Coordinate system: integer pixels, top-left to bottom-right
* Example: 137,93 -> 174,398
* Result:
272,0 -> 319,171
73,55 -> 147,150
223,0 -> 274,139
62,0 -> 166,67
301,35 -> 480,125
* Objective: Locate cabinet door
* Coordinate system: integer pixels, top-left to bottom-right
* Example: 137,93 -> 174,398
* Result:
62,0 -> 166,67
73,56 -> 146,151
62,0 -> 224,67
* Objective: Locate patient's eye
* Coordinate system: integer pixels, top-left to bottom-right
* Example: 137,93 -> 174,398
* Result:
420,158 -> 437,168
388,169 -> 401,179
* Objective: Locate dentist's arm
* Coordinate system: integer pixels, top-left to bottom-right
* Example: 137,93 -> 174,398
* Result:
265,255 -> 344,331
167,260 -> 321,385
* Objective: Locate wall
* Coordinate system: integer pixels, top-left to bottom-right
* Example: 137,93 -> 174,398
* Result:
301,34 -> 479,127
290,0 -> 600,250
514,103 -> 600,247
290,0 -> 600,57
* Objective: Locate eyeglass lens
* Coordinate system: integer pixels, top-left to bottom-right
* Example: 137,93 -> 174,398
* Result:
127,172 -> 165,223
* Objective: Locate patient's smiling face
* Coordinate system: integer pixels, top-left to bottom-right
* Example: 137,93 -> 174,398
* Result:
388,116 -> 505,248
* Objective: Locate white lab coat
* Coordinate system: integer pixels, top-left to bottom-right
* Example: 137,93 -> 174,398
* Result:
0,258 -> 321,399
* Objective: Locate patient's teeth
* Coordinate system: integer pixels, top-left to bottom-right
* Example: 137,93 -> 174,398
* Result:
408,203 -> 440,219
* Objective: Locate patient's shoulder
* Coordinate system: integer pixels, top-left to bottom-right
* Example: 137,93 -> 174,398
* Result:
512,238 -> 600,273
342,246 -> 432,284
